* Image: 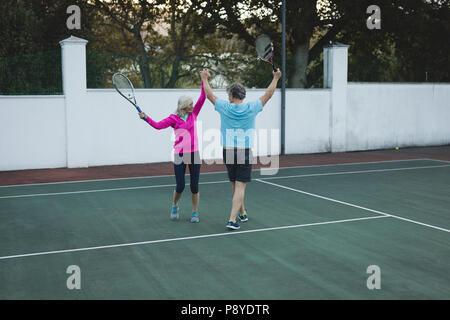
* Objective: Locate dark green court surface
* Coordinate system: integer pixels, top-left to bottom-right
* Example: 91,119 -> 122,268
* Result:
0,159 -> 449,299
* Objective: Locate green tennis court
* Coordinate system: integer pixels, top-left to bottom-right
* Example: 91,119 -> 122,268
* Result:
0,159 -> 449,299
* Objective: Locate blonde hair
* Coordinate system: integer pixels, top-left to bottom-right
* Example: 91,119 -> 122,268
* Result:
175,96 -> 193,117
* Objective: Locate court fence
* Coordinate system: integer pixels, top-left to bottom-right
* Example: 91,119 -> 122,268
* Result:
0,36 -> 449,171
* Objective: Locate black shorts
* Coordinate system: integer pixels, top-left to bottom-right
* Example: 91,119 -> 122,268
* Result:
222,148 -> 253,183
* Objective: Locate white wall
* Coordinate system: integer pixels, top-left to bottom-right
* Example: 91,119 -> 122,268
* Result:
1,83 -> 449,171
1,39 -> 449,171
86,89 -> 174,166
285,89 -> 331,154
346,83 -> 450,151
0,89 -> 281,171
62,88 -> 280,168
0,96 -> 66,170
90,88 -> 281,165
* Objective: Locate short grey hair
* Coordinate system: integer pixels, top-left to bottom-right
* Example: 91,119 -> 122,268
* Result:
175,95 -> 193,117
227,83 -> 246,100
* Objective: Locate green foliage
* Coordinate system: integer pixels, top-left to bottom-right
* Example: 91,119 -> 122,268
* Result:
0,50 -> 62,95
317,0 -> 450,83
0,0 -> 112,94
389,0 -> 450,82
1,0 -> 448,94
0,1 -> 58,94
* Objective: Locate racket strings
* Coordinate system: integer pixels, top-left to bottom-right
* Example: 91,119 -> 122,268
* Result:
255,36 -> 274,61
113,73 -> 136,103
263,46 -> 273,60
113,75 -> 131,89
255,35 -> 277,72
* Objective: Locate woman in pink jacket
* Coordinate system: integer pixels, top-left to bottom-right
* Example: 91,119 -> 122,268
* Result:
139,72 -> 206,223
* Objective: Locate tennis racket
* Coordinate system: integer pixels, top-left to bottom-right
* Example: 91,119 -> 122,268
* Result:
112,73 -> 142,113
255,34 -> 277,72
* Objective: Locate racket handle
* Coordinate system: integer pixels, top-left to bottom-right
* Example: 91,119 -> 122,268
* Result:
271,63 -> 277,72
136,106 -> 142,113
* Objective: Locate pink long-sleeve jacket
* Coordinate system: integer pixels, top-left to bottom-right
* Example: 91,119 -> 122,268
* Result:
144,82 -> 205,154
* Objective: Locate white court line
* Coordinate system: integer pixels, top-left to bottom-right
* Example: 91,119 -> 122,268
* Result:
0,180 -> 228,199
256,179 -> 450,233
0,169 -> 229,188
0,158 -> 433,188
0,215 -> 388,261
1,164 -> 448,199
259,164 -> 450,180
424,158 -> 450,164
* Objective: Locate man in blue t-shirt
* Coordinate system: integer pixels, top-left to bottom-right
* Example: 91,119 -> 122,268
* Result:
200,68 -> 281,230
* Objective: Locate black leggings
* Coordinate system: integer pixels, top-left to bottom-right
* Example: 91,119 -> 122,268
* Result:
173,152 -> 201,194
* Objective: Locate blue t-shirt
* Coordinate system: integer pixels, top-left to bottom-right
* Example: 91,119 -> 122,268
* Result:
214,98 -> 263,148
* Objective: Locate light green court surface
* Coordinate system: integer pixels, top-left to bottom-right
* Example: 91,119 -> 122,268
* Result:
0,159 -> 449,299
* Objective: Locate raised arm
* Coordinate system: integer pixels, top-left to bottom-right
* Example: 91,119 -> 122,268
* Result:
193,81 -> 206,116
139,113 -> 175,130
259,69 -> 282,107
200,69 -> 217,105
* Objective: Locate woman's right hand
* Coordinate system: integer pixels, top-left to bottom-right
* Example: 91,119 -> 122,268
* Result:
139,112 -> 147,120
200,68 -> 210,80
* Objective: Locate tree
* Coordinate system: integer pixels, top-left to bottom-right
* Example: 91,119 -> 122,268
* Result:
90,0 -> 245,88
91,0 -> 162,88
388,0 -> 450,82
327,0 -> 450,83
198,0 -> 329,88
2,0 -> 447,94
0,0 -> 113,94
199,0 -> 450,87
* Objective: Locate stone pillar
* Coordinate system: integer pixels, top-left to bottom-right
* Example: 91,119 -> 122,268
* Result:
60,36 -> 89,167
324,43 -> 349,153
